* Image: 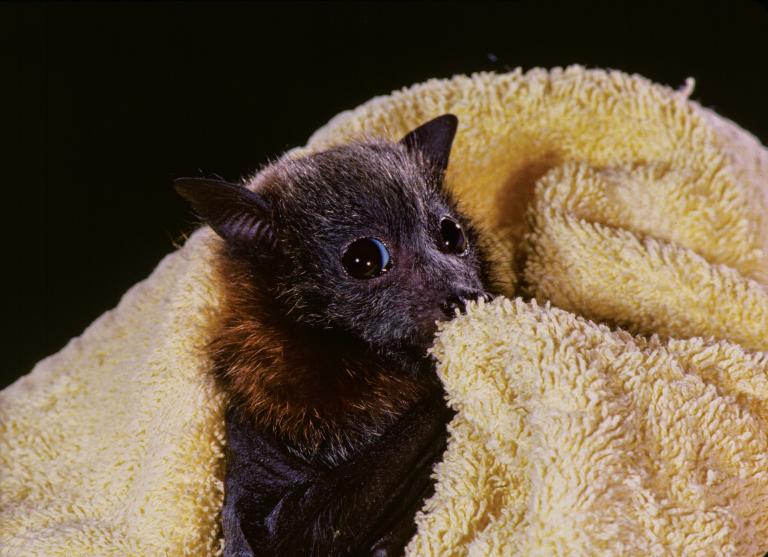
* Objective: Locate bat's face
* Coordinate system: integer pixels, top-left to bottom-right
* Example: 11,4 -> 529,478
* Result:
176,115 -> 492,367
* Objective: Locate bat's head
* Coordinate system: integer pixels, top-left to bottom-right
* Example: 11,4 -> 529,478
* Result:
176,114 -> 492,370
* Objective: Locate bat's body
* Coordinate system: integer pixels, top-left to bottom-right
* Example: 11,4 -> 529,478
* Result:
176,114 -> 492,556
223,389 -> 453,555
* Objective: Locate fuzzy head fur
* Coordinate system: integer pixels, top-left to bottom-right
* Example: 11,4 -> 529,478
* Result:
176,114 -> 493,464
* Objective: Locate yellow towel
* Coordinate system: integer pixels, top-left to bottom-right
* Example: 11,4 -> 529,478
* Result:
2,66 -> 767,556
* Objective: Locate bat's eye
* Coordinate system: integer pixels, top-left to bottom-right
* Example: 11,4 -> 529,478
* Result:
342,238 -> 392,279
439,217 -> 467,255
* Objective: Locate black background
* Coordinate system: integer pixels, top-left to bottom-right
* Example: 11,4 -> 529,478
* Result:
3,0 -> 767,389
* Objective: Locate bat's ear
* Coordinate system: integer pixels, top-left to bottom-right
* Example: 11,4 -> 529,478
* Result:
174,178 -> 277,255
399,114 -> 458,178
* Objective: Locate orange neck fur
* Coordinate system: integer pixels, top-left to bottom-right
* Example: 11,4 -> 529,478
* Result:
208,247 -> 434,464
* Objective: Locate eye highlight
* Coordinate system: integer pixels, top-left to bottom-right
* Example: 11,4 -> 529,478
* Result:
342,238 -> 392,279
439,217 -> 467,255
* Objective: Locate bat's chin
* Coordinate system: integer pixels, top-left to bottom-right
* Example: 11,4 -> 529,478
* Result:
373,337 -> 436,378
364,315 -> 447,374
389,322 -> 439,357
414,312 -> 448,348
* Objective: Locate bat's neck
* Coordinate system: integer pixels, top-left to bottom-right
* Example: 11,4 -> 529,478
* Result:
209,252 -> 438,467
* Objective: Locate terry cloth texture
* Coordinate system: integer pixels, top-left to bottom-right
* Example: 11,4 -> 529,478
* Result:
2,66 -> 768,556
